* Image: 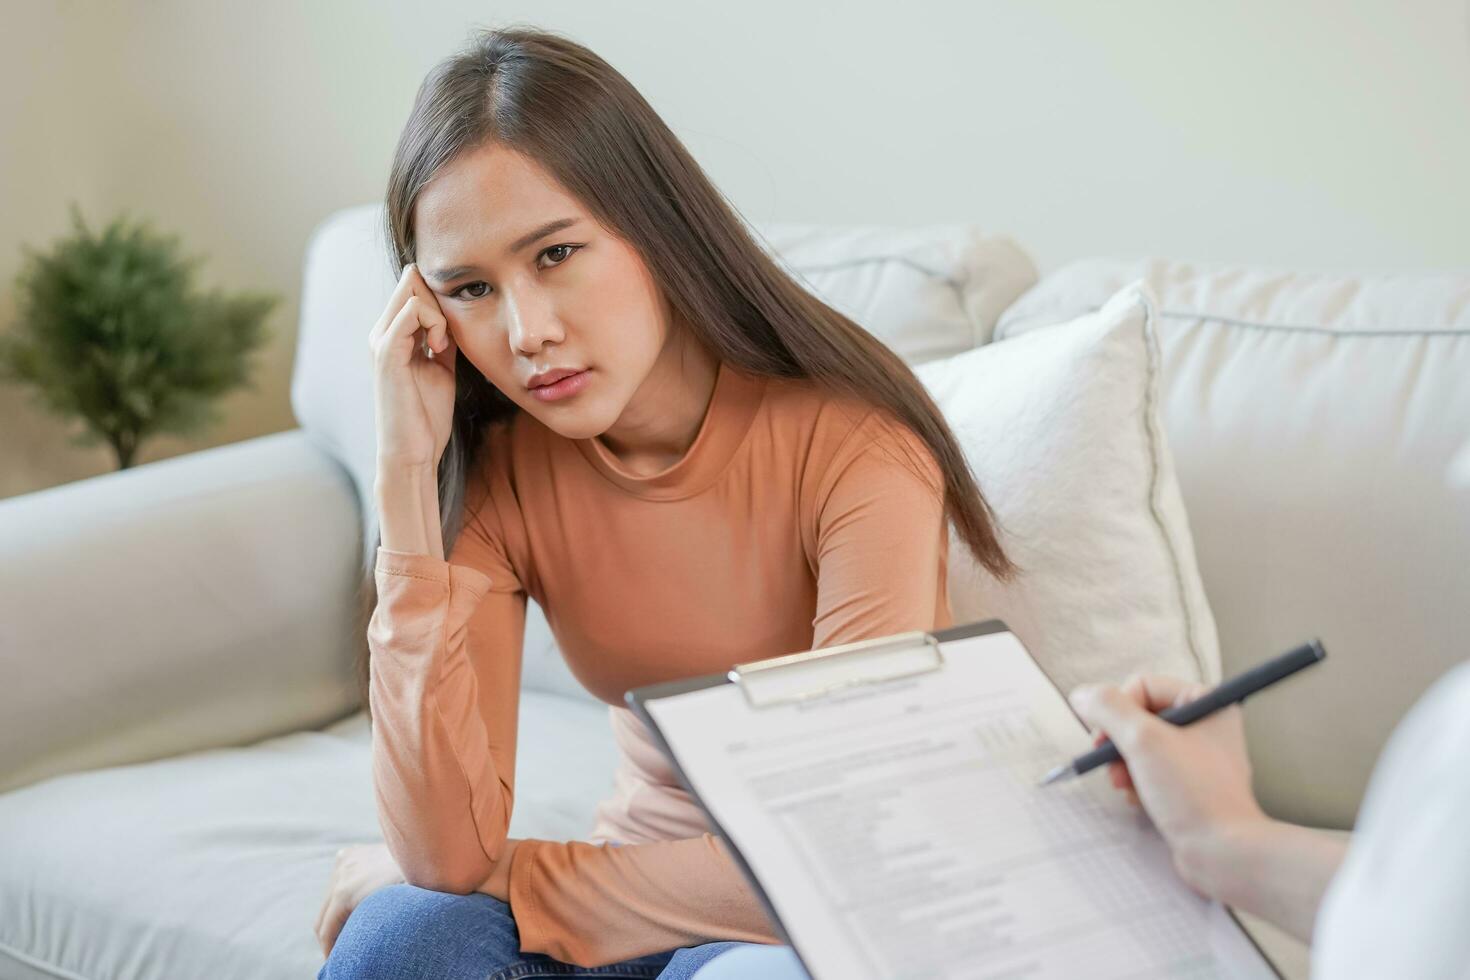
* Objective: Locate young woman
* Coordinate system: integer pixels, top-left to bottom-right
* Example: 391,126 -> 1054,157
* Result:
315,24 -> 1013,980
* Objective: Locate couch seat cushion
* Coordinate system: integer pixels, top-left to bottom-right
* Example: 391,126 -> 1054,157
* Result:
0,691 -> 617,980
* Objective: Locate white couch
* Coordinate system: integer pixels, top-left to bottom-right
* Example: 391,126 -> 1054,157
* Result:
1,204 -> 1465,980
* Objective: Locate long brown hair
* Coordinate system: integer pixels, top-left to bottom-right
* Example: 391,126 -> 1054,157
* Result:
354,24 -> 1014,720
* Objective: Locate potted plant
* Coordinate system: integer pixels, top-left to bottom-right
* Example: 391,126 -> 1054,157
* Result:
0,203 -> 278,470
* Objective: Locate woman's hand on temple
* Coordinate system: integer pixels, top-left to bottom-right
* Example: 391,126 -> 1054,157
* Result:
1067,674 -> 1267,898
368,262 -> 459,472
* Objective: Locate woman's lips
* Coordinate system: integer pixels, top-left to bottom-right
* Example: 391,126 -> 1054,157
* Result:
529,368 -> 592,402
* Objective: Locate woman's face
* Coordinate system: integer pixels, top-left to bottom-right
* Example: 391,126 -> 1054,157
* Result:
412,143 -> 675,439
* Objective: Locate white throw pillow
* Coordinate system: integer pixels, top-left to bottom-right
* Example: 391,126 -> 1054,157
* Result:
916,281 -> 1220,695
751,222 -> 1038,360
1451,441 -> 1470,491
993,257 -> 1470,829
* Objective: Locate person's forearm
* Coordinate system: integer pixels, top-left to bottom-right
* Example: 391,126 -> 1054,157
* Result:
366,538 -> 523,894
1188,818 -> 1350,944
376,463 -> 443,560
506,835 -> 782,966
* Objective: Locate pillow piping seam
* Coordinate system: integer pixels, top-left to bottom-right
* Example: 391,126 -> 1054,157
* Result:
0,939 -> 90,980
1133,291 -> 1209,681
999,305 -> 1469,341
776,255 -> 972,338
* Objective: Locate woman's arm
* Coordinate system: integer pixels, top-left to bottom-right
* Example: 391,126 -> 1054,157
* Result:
369,463 -> 528,894
1194,819 -> 1348,944
1068,677 -> 1347,944
806,409 -> 950,645
503,834 -> 782,965
377,462 -> 444,558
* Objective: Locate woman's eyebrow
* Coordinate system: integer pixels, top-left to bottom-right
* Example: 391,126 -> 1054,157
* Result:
507,216 -> 580,253
423,217 -> 582,285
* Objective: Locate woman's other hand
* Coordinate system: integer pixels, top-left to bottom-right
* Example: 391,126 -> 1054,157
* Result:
369,262 -> 459,472
315,842 -> 406,959
1067,674 -> 1266,897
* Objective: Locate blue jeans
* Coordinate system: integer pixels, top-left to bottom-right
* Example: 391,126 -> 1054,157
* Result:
318,881 -> 766,980
687,944 -> 809,979
316,887 -> 752,975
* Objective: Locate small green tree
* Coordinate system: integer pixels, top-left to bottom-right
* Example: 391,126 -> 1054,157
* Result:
0,203 -> 278,469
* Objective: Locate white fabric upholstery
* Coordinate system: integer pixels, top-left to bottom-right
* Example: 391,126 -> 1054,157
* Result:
752,222 -> 1038,358
0,430 -> 364,796
995,258 -> 1470,829
1451,440 -> 1470,489
916,281 -> 1219,696
0,694 -> 616,980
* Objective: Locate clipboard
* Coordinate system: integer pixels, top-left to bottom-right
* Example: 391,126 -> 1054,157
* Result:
625,618 -> 1283,980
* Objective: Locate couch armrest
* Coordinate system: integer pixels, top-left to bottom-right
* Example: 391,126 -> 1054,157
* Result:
0,429 -> 365,794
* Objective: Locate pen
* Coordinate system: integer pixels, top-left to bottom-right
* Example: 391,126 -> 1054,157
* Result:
1038,639 -> 1328,786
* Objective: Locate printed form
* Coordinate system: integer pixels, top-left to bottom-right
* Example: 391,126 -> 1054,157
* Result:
645,630 -> 1278,980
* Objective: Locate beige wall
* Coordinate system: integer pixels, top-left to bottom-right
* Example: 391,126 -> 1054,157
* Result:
3,0 -> 1468,498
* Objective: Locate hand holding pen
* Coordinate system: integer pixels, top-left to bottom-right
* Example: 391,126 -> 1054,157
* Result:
1043,640 -> 1327,787
1055,641 -> 1335,941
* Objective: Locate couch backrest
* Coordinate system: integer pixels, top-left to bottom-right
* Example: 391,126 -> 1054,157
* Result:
997,259 -> 1470,829
292,203 -> 1036,703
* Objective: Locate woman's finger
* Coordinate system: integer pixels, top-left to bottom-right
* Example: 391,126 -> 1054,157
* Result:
1120,673 -> 1199,714
369,264 -> 422,347
315,896 -> 330,952
405,268 -> 451,352
321,901 -> 353,957
1171,682 -> 1211,709
377,295 -> 445,369
437,323 -> 459,361
314,856 -> 340,936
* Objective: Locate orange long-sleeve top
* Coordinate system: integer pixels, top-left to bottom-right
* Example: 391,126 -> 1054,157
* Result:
366,358 -> 954,966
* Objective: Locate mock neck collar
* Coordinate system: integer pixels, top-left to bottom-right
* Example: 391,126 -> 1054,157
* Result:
574,359 -> 767,501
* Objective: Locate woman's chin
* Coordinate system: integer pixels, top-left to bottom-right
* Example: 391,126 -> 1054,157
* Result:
527,401 -> 618,441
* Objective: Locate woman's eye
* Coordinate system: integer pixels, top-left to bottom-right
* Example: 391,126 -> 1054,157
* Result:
452,281 -> 490,300
450,245 -> 581,301
539,243 -> 581,268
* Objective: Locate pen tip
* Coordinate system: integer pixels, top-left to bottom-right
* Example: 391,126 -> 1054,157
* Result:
1038,765 -> 1071,787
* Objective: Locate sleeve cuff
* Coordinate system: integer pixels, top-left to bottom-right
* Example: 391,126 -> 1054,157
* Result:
507,838 -> 549,954
376,546 -> 449,582
376,546 -> 496,598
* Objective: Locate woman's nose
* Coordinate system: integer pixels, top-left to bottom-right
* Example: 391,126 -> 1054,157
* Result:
504,290 -> 564,354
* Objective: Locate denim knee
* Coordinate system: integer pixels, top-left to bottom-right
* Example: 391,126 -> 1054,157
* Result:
318,882 -> 521,980
681,944 -> 809,980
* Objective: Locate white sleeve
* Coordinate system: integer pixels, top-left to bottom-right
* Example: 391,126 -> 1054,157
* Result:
1311,660 -> 1470,980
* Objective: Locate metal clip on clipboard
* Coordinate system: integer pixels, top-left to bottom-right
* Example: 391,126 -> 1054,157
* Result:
727,630 -> 946,709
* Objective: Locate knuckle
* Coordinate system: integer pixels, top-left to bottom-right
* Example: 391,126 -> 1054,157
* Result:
1129,721 -> 1158,753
